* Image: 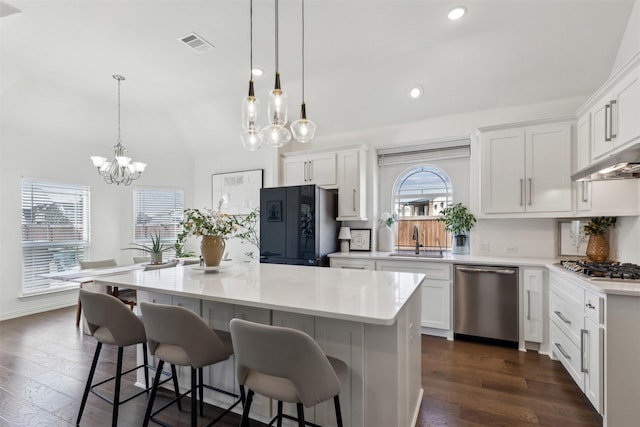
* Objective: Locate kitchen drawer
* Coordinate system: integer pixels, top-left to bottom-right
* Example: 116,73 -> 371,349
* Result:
584,290 -> 604,325
550,291 -> 583,344
377,260 -> 451,280
550,275 -> 584,308
330,258 -> 376,270
551,322 -> 583,390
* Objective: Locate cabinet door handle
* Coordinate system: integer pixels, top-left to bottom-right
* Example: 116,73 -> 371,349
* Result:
352,189 -> 356,211
581,329 -> 589,373
554,310 -> 571,325
585,302 -> 596,310
610,99 -> 617,139
528,178 -> 532,206
520,178 -> 524,206
309,160 -> 313,182
342,266 -> 365,270
303,161 -> 308,182
554,342 -> 571,360
581,181 -> 589,203
526,290 -> 531,320
605,102 -> 611,142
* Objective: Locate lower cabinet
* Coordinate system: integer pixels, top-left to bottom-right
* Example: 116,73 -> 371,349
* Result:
376,260 -> 452,338
522,268 -> 544,344
330,258 -> 376,270
549,272 -> 604,414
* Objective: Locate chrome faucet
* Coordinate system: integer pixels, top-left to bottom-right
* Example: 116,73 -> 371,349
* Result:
413,225 -> 421,254
435,237 -> 443,257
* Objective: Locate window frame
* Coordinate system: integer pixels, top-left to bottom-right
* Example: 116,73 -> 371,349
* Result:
132,187 -> 184,259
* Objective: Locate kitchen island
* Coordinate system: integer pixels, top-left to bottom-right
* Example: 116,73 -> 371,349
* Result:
93,262 -> 424,427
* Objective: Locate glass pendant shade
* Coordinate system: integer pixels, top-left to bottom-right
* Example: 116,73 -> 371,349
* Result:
242,80 -> 261,131
291,103 -> 316,143
259,123 -> 291,147
241,128 -> 263,151
267,76 -> 288,126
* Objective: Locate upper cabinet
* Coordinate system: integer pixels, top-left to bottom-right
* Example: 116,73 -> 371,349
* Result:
577,53 -> 640,164
479,121 -> 572,215
283,152 -> 337,187
282,146 -> 368,221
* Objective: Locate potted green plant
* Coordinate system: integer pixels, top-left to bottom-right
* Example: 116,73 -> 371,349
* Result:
180,205 -> 239,266
437,203 -> 476,254
583,216 -> 617,261
122,231 -> 173,264
234,208 -> 260,260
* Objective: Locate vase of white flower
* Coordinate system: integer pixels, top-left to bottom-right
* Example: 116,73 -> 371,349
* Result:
378,212 -> 397,252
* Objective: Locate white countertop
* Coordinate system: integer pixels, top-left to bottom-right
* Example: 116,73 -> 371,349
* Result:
547,263 -> 640,297
329,251 -> 556,267
94,262 -> 424,326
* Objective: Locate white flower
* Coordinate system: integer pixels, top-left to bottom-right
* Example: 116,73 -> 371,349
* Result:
379,211 -> 397,227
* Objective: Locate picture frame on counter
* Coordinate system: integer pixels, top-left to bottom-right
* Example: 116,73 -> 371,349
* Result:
349,228 -> 372,251
556,218 -> 589,257
212,168 -> 263,215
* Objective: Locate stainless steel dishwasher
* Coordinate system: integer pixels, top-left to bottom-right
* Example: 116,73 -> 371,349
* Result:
454,265 -> 518,344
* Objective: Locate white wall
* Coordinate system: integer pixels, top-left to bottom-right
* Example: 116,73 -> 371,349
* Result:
0,125 -> 194,320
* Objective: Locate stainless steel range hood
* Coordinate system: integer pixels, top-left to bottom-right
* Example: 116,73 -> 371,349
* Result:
571,142 -> 640,181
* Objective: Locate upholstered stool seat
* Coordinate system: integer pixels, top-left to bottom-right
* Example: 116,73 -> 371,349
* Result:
140,301 -> 242,427
230,318 -> 346,427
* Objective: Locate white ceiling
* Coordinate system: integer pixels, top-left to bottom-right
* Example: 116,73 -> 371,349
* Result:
0,0 -> 635,156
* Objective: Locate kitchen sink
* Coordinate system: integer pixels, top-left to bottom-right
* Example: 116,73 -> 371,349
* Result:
389,250 -> 444,259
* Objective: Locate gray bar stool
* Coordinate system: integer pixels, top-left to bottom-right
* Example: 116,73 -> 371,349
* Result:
229,318 -> 347,427
77,289 -> 181,427
140,301 -> 243,427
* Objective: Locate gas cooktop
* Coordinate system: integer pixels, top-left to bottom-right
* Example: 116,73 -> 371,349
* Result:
559,260 -> 640,281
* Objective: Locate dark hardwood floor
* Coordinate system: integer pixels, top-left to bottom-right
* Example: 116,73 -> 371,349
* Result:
0,307 -> 601,426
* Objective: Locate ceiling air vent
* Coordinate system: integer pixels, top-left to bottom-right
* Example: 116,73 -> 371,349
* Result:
179,32 -> 214,53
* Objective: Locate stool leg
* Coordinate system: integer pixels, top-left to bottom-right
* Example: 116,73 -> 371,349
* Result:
199,367 -> 204,416
171,364 -> 182,411
190,367 -> 197,427
142,342 -> 150,390
111,347 -> 124,427
334,395 -> 343,427
143,360 -> 164,427
296,403 -> 305,427
240,389 -> 254,427
276,401 -> 283,427
75,296 -> 82,327
77,342 -> 102,425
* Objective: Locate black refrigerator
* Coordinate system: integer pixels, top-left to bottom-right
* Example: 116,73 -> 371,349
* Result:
260,185 -> 338,266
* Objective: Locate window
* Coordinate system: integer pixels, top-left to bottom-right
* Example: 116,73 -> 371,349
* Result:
21,179 -> 90,294
392,166 -> 453,250
133,188 -> 184,258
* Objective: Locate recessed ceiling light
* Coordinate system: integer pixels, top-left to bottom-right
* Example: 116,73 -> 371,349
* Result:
251,68 -> 264,77
448,6 -> 466,21
408,85 -> 423,99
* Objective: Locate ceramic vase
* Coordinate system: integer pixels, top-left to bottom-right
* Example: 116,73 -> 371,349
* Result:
378,225 -> 394,252
201,235 -> 225,266
150,252 -> 163,265
586,234 -> 609,261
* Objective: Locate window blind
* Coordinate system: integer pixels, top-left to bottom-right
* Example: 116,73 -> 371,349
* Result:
377,139 -> 470,166
133,188 -> 184,245
21,179 -> 90,294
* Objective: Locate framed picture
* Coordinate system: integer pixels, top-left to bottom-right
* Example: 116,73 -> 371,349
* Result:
266,201 -> 282,222
212,169 -> 263,215
557,219 -> 588,257
350,228 -> 372,251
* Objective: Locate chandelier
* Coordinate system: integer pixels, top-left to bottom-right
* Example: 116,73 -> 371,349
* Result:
90,75 -> 146,185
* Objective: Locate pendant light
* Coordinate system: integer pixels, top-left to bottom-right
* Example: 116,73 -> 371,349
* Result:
291,0 -> 316,143
90,75 -> 146,185
241,0 -> 262,151
259,0 -> 291,147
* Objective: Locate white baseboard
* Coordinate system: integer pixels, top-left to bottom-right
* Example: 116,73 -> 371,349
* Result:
0,301 -> 76,321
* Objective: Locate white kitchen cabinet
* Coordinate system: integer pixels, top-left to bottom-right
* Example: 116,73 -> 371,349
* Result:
336,148 -> 367,221
576,113 -> 591,172
522,268 -> 544,344
376,260 -> 452,337
330,257 -> 376,270
576,179 -> 640,216
283,152 -> 337,187
479,122 -> 572,215
549,271 -> 604,414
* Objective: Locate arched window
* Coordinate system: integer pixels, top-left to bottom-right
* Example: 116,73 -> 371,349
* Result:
392,166 -> 453,250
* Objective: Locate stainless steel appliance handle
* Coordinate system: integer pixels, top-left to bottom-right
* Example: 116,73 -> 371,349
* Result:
610,99 -> 617,139
581,329 -> 589,373
526,290 -> 531,320
555,342 -> 571,360
456,266 -> 516,275
554,310 -> 571,324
